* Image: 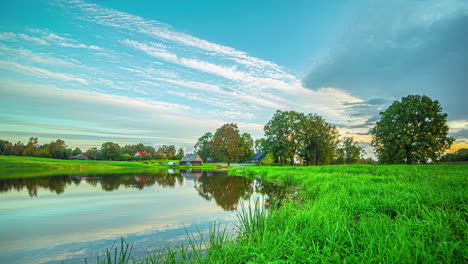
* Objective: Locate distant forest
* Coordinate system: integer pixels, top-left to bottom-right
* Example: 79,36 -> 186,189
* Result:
0,137 -> 184,161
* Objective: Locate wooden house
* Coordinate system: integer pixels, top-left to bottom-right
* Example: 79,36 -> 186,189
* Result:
250,151 -> 266,165
180,154 -> 203,166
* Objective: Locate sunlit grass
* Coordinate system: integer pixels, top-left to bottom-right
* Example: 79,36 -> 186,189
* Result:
93,164 -> 467,263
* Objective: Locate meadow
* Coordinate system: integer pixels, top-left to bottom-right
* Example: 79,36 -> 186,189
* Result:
1,157 -> 466,263
94,164 -> 467,263
0,156 -> 225,178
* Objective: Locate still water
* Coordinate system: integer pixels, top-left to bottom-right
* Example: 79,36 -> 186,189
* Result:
0,169 -> 284,264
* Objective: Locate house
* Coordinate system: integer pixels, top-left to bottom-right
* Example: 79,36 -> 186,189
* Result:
70,154 -> 89,160
180,169 -> 203,180
250,151 -> 266,165
180,154 -> 203,166
134,152 -> 146,157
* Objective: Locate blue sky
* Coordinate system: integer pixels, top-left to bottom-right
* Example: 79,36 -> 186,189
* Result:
0,0 -> 467,155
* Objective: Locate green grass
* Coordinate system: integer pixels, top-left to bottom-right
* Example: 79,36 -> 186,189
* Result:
217,164 -> 468,263
2,158 -> 466,263
0,156 -> 221,178
92,164 -> 467,263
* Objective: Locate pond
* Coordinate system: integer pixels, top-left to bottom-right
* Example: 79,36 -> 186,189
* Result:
0,169 -> 285,264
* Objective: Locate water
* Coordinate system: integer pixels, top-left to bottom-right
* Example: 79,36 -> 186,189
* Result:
0,169 -> 284,264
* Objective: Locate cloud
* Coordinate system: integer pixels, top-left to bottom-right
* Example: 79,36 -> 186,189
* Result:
302,0 -> 468,120
0,44 -> 89,69
0,29 -> 103,50
0,61 -> 88,85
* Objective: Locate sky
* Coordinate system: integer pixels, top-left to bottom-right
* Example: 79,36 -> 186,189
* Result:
0,0 -> 467,156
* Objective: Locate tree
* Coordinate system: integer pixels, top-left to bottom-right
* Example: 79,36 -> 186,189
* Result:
262,153 -> 274,166
264,110 -> 302,165
254,138 -> 267,153
12,141 -> 24,156
211,123 -> 243,166
265,110 -> 339,166
24,137 -> 40,157
71,147 -> 82,156
0,140 -> 13,155
372,95 -> 454,164
175,147 -> 185,160
100,142 -> 121,160
162,145 -> 176,160
48,139 -> 67,159
240,133 -> 255,162
444,148 -> 468,162
85,147 -> 99,160
154,147 -> 166,160
194,132 -> 213,160
339,137 -> 362,164
297,113 -> 340,166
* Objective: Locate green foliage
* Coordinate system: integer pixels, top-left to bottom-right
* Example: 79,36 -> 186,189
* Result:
372,95 -> 454,164
24,137 -> 40,157
194,132 -> 213,160
162,145 -> 176,160
254,138 -> 266,153
100,142 -> 122,161
335,137 -> 362,164
175,147 -> 185,160
264,110 -> 339,166
71,147 -> 82,156
211,123 -> 243,165
240,133 -> 255,162
262,153 -> 274,165
445,148 -> 468,162
48,139 -> 67,159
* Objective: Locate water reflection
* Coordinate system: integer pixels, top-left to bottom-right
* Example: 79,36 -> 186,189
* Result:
0,170 -> 286,211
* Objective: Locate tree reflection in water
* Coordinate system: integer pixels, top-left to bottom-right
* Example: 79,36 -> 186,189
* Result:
0,169 -> 286,210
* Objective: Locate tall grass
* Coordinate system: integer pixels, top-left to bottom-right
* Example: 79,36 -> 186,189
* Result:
94,164 -> 467,263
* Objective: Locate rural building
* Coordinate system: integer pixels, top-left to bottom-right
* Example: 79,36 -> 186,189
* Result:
250,151 -> 266,165
70,154 -> 89,160
134,152 -> 146,157
180,154 -> 203,166
180,169 -> 203,180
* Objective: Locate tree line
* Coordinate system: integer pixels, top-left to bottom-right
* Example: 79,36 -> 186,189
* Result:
194,94 -> 455,165
0,138 -> 185,161
194,113 -> 367,166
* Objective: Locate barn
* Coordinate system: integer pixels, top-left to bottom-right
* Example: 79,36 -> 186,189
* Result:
180,154 -> 203,166
250,151 -> 266,165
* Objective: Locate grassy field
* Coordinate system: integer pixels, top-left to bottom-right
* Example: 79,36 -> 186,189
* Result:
0,156 -> 222,178
1,157 -> 467,263
0,156 -> 147,178
203,164 -> 467,263
93,164 -> 468,263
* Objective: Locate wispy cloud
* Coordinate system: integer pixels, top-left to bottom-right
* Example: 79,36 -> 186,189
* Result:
0,61 -> 88,85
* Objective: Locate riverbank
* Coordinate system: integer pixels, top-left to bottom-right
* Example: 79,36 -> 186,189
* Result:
95,164 -> 467,263
0,156 -> 223,178
2,158 -> 466,263
202,164 -> 467,263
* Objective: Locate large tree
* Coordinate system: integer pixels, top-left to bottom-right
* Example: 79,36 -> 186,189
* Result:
211,123 -> 243,166
264,110 -> 302,165
372,95 -> 454,164
194,132 -> 213,160
265,110 -> 339,166
100,142 -> 121,160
